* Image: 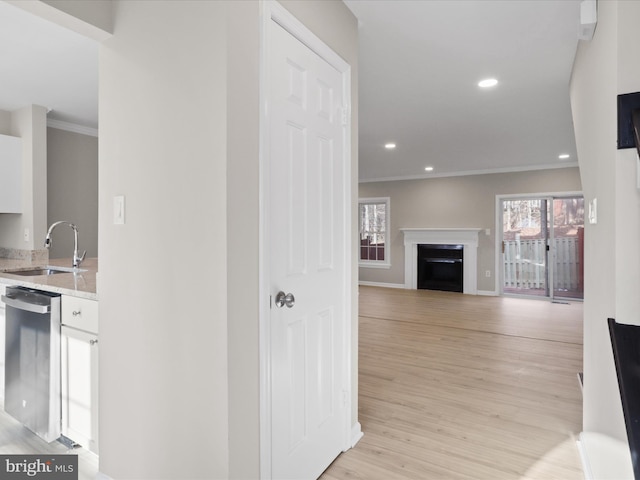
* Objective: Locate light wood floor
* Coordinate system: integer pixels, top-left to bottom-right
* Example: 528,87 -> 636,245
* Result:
0,287 -> 583,480
321,286 -> 584,480
0,404 -> 99,479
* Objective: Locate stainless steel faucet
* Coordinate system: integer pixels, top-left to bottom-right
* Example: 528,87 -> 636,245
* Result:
44,221 -> 87,268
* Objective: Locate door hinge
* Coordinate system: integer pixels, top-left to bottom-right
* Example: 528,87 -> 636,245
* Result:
341,105 -> 349,126
269,295 -> 272,309
342,390 -> 349,407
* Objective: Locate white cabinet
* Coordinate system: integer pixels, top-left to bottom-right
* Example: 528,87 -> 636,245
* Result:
0,134 -> 22,213
61,296 -> 98,454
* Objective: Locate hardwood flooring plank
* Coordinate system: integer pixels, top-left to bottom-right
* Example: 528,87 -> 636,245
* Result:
321,287 -> 583,480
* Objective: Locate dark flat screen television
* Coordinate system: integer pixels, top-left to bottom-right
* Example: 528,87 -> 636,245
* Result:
608,317 -> 640,479
617,92 -> 640,151
632,108 -> 640,158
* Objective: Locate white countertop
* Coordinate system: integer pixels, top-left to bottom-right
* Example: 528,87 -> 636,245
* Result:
0,257 -> 98,300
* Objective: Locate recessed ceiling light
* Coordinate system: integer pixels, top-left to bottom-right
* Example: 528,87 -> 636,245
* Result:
424,166 -> 434,172
558,153 -> 570,159
385,143 -> 396,149
478,78 -> 498,88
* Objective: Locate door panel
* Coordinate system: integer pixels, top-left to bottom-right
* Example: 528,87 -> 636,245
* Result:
502,198 -> 549,297
285,122 -> 307,275
268,20 -> 346,480
551,197 -> 585,299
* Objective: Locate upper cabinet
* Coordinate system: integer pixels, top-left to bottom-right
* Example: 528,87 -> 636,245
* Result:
0,134 -> 21,213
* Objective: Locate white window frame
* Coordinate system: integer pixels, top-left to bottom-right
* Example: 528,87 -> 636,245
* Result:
358,197 -> 391,268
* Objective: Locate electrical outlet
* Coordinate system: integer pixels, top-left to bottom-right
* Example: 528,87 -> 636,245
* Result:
485,270 -> 491,278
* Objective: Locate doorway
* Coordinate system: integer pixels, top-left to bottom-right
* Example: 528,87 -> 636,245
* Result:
500,195 -> 584,300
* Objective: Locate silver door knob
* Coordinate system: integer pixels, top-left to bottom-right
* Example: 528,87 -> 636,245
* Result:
275,291 -> 295,308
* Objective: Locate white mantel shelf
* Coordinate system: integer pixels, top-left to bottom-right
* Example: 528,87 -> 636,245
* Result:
401,228 -> 482,294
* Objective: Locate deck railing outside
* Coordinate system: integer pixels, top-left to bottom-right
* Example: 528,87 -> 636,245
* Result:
503,237 -> 582,292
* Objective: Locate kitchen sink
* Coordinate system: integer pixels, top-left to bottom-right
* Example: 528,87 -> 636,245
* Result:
6,266 -> 87,276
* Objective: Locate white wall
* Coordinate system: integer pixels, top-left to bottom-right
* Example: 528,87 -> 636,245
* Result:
0,110 -> 10,133
99,1 -> 229,477
9,0 -> 113,41
570,0 -> 640,462
98,1 -> 357,478
226,1 -> 261,477
614,0 -> 640,327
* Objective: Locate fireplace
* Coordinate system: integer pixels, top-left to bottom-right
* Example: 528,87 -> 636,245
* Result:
417,244 -> 463,292
401,228 -> 481,294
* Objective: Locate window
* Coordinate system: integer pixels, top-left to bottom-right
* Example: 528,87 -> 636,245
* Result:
359,197 -> 390,268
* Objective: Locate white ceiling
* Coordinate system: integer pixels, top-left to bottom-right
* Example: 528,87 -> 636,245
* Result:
0,0 -> 581,180
345,0 -> 582,182
0,1 -> 98,129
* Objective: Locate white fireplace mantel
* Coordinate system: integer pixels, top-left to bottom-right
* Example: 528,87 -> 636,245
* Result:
400,228 -> 482,294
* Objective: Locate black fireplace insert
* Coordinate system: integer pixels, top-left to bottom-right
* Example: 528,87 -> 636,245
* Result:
417,244 -> 463,293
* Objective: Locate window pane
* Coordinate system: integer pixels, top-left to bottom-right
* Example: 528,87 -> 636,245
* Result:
359,201 -> 388,262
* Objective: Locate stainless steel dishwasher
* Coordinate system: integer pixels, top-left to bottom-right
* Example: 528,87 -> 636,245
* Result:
1,286 -> 61,442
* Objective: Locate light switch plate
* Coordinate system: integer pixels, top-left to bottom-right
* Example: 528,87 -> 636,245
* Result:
588,198 -> 597,224
114,195 -> 125,225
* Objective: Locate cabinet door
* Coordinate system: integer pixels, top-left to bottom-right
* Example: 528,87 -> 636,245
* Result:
61,326 -> 99,454
0,134 -> 22,213
61,296 -> 98,334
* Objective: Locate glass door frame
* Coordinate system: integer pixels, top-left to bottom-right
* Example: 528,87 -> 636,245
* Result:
495,191 -> 584,301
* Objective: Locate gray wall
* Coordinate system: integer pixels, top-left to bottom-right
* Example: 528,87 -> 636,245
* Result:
47,127 -> 98,260
359,167 -> 582,292
0,106 -> 48,254
570,0 -> 640,462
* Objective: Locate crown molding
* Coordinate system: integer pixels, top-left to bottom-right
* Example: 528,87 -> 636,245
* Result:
359,161 -> 580,184
47,119 -> 98,138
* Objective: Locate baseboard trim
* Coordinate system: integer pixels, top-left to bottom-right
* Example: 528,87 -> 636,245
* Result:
578,431 -> 633,480
349,422 -> 363,450
577,435 -> 593,480
358,281 -> 405,289
477,290 -> 498,296
359,283 -> 499,296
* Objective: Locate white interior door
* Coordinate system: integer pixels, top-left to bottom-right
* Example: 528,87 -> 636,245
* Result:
267,16 -> 349,480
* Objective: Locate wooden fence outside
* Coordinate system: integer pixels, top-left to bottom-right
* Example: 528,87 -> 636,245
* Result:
503,237 -> 581,291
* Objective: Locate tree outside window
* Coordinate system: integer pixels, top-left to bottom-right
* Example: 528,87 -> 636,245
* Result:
359,197 -> 390,267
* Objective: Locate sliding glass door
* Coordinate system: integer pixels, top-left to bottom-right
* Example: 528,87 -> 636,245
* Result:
501,195 -> 584,300
502,198 -> 550,297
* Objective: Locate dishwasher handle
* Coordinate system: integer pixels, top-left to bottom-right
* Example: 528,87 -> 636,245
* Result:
1,294 -> 51,314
